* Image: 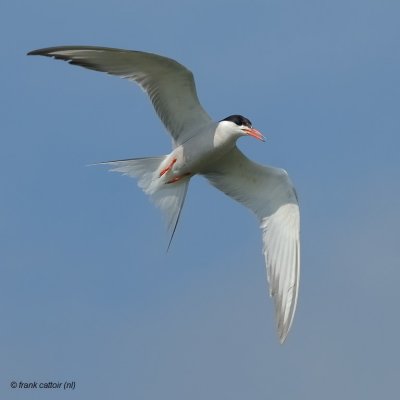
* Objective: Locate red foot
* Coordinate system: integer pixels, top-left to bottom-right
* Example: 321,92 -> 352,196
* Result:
166,173 -> 191,184
159,158 -> 177,177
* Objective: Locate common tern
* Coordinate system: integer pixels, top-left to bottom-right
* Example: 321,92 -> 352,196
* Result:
28,46 -> 300,343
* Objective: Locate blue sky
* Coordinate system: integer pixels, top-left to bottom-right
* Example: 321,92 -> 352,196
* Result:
1,0 -> 400,398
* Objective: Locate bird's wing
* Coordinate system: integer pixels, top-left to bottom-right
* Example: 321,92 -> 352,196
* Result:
28,46 -> 212,146
203,147 -> 300,343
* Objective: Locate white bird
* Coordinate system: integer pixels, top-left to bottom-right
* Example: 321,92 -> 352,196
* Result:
28,46 -> 300,343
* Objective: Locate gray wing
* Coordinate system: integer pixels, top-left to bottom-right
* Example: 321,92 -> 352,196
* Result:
28,46 -> 212,146
203,147 -> 300,343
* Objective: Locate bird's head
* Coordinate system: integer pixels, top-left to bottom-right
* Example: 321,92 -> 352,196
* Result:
219,114 -> 265,142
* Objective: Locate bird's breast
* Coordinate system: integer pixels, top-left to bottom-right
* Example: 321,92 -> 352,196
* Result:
174,131 -> 235,175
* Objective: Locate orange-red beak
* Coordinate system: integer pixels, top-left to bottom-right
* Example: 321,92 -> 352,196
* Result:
243,127 -> 265,142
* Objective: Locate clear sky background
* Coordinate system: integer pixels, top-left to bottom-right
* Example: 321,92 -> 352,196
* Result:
1,0 -> 399,398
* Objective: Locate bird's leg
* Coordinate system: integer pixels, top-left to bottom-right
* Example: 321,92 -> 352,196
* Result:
166,173 -> 191,184
159,158 -> 177,177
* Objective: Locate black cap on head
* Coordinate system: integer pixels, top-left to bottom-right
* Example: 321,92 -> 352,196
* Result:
221,114 -> 252,128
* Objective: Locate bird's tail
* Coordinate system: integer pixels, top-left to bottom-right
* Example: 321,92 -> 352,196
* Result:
98,156 -> 190,249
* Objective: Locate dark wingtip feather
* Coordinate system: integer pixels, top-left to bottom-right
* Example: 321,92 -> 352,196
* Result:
26,47 -> 103,73
27,46 -> 86,57
27,47 -> 55,56
27,49 -> 40,56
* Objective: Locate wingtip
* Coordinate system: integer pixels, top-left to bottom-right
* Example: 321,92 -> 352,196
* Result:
27,46 -> 65,57
279,334 -> 287,345
277,317 -> 290,344
27,48 -> 45,56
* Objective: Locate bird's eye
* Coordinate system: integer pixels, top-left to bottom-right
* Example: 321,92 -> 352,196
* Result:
235,117 -> 243,126
221,114 -> 252,127
244,120 -> 252,128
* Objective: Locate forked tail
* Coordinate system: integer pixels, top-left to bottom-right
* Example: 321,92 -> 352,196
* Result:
98,156 -> 189,249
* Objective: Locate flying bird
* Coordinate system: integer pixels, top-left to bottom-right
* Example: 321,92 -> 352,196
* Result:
28,46 -> 300,343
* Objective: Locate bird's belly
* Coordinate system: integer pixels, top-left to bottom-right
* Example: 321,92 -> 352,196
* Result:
159,130 -> 234,182
174,142 -> 231,176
